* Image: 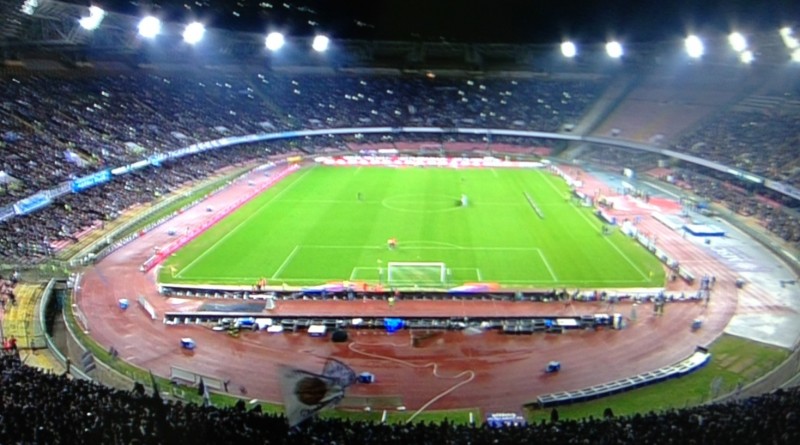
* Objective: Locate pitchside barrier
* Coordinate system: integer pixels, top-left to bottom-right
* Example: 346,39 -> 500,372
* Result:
534,346 -> 711,408
170,366 -> 225,390
137,296 -> 157,320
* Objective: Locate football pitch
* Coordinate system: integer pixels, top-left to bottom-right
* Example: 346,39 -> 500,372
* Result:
160,165 -> 665,289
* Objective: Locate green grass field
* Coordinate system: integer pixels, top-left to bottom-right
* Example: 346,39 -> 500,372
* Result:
160,165 -> 665,289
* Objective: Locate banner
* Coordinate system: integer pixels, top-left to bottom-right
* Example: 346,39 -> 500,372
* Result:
13,193 -> 51,216
71,169 -> 111,193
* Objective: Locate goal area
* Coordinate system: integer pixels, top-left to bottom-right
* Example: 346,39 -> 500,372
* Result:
387,262 -> 448,287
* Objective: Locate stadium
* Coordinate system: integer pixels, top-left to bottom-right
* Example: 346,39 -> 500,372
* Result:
1,0 -> 799,443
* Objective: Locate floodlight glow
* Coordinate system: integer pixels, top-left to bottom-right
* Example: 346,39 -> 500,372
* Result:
605,41 -> 623,58
312,35 -> 330,52
728,32 -> 747,52
561,41 -> 577,58
21,0 -> 39,15
792,48 -> 800,62
138,16 -> 161,39
265,32 -> 285,51
739,50 -> 754,64
183,22 -> 205,45
685,35 -> 704,58
780,27 -> 799,49
79,6 -> 105,30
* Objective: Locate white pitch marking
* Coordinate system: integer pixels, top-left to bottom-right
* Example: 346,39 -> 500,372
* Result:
537,249 -> 558,281
271,245 -> 301,280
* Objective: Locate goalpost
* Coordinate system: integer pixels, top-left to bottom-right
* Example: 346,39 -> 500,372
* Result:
387,262 -> 448,287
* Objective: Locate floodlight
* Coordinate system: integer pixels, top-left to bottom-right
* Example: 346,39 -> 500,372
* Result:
21,0 -> 39,15
780,27 -> 799,49
138,16 -> 161,39
792,48 -> 800,62
79,6 -> 105,30
561,41 -> 577,58
605,41 -> 623,59
739,50 -> 754,64
728,32 -> 747,52
312,35 -> 330,52
265,32 -> 285,51
183,22 -> 205,45
685,35 -> 704,59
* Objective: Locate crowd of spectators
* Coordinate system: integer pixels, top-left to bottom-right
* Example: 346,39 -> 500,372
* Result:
671,109 -> 800,187
0,354 -> 797,444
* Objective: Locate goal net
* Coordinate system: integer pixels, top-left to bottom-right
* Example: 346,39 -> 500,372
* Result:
387,262 -> 448,287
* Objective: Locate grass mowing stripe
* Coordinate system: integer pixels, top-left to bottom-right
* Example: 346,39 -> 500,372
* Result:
164,166 -> 664,288
539,171 -> 650,281
177,169 -> 313,277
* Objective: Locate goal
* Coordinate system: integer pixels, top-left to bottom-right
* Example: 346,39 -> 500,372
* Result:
387,262 -> 448,287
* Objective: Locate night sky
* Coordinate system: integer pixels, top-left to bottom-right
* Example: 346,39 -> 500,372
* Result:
75,0 -> 798,44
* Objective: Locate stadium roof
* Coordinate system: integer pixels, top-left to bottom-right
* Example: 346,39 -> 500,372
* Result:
58,0 -> 799,45
3,1 -> 798,70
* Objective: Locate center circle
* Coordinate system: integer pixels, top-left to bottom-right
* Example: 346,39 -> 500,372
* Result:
382,194 -> 463,213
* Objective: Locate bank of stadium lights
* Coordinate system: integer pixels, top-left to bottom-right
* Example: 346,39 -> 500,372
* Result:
561,41 -> 577,58
137,16 -> 162,39
183,22 -> 206,45
780,27 -> 798,48
79,6 -> 106,31
312,35 -> 330,52
685,35 -> 704,59
726,32 -> 753,64
728,32 -> 748,52
20,0 -> 39,15
605,41 -> 623,59
265,32 -> 285,51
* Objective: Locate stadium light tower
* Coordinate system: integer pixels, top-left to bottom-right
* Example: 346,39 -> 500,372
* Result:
265,32 -> 285,51
183,22 -> 205,45
685,35 -> 704,59
312,35 -> 330,52
561,41 -> 577,58
728,32 -> 747,52
138,16 -> 161,39
605,41 -> 623,59
79,6 -> 106,31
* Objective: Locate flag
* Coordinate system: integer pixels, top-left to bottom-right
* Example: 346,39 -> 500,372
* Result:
198,377 -> 211,407
279,367 -> 347,428
322,358 -> 357,388
149,369 -> 161,400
